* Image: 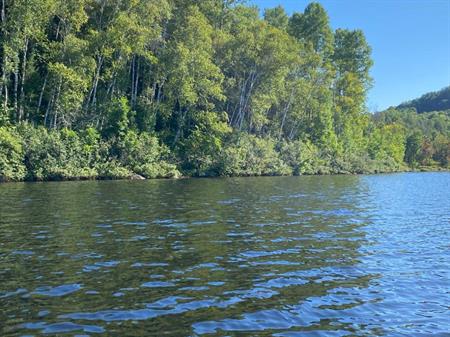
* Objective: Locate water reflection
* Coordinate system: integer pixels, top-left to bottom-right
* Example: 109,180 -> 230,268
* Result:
0,173 -> 449,336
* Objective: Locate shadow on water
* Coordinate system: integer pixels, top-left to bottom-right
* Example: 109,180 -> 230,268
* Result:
1,173 -> 449,336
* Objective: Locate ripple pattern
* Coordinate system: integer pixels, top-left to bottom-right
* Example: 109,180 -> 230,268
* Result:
0,173 -> 449,336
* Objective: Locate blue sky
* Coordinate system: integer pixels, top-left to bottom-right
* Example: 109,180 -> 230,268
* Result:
249,0 -> 450,111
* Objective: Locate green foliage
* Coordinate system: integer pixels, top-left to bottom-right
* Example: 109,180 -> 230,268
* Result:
0,127 -> 27,181
374,108 -> 450,139
404,132 -> 423,167
264,6 -> 289,30
7,124 -> 180,180
219,134 -> 292,176
397,86 -> 450,113
103,97 -> 134,139
181,111 -> 231,176
368,123 -> 406,165
374,105 -> 450,169
17,124 -> 100,180
332,29 -> 373,154
117,131 -> 180,178
279,140 -> 325,175
0,1 -> 448,182
288,3 -> 333,56
96,161 -> 133,180
433,135 -> 450,166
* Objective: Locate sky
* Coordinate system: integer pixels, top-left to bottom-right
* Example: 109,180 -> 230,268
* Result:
249,0 -> 450,111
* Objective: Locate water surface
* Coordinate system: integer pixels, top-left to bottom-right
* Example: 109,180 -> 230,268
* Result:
1,173 -> 449,336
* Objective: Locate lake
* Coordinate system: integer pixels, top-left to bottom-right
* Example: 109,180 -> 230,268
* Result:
0,173 -> 449,336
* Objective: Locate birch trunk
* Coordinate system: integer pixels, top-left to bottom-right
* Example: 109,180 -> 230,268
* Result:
85,55 -> 103,111
18,38 -> 28,120
13,65 -> 18,120
37,73 -> 48,116
0,0 -> 5,111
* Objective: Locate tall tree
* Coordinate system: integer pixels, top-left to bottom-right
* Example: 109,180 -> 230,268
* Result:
332,28 -> 373,153
264,5 -> 288,30
288,2 -> 333,57
159,5 -> 224,146
286,2 -> 336,146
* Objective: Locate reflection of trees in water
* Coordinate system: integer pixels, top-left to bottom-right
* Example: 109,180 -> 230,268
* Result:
172,176 -> 377,334
0,176 -> 378,335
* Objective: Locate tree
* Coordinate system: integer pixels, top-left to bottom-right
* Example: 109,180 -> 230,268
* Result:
160,5 -> 224,146
286,3 -> 336,146
0,126 -> 26,181
404,132 -> 423,167
433,134 -> 450,166
216,6 -> 299,135
288,2 -> 333,57
332,29 -> 373,153
1,0 -> 448,181
264,5 -> 288,30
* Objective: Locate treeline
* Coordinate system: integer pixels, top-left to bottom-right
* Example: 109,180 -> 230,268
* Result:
374,107 -> 450,168
397,86 -> 450,113
0,1 -> 448,181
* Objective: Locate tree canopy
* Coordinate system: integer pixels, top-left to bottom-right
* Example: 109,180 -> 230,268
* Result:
396,86 -> 450,113
0,1 -> 448,181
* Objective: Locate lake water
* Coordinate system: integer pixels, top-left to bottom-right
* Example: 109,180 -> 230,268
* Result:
0,173 -> 449,336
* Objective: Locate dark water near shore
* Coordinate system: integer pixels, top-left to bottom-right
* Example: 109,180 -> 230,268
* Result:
0,173 -> 449,336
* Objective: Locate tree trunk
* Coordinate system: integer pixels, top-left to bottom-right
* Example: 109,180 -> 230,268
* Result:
131,55 -> 135,106
1,0 -> 5,23
85,55 -> 103,111
0,0 -> 6,113
91,56 -> 102,107
18,37 -> 28,120
279,87 -> 295,139
36,72 -> 48,116
105,73 -> 116,98
44,92 -> 54,128
55,20 -> 61,40
1,71 -> 7,113
172,103 -> 187,146
155,79 -> 165,106
133,57 -> 140,108
240,71 -> 257,130
52,79 -> 62,129
1,52 -> 7,113
13,65 -> 18,120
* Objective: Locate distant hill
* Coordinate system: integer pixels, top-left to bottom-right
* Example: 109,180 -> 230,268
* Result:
374,85 -> 450,139
373,87 -> 450,168
396,86 -> 450,113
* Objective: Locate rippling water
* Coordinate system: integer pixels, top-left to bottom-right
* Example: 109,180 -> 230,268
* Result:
0,173 -> 449,336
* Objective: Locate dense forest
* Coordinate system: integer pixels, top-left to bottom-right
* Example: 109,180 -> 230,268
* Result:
374,87 -> 450,169
396,86 -> 450,113
0,0 -> 449,181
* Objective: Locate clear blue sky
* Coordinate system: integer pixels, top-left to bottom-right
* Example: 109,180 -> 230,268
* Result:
249,0 -> 450,111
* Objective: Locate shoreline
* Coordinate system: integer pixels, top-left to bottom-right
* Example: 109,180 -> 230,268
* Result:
1,167 -> 448,184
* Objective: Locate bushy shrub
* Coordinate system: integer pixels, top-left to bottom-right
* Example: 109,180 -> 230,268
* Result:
179,111 -> 231,177
102,97 -> 134,139
96,160 -> 133,179
136,162 -> 180,179
17,124 -> 101,180
0,127 -> 27,181
368,124 -> 406,166
331,150 -> 405,174
2,124 -> 180,181
432,135 -> 450,167
218,134 -> 291,176
279,140 -> 329,175
117,131 -> 180,178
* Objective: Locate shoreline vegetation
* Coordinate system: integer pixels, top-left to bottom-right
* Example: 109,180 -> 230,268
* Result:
0,121 -> 448,183
3,167 -> 450,184
1,2 -> 449,183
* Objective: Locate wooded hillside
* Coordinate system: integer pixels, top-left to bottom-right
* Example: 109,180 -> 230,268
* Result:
0,1 -> 448,181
